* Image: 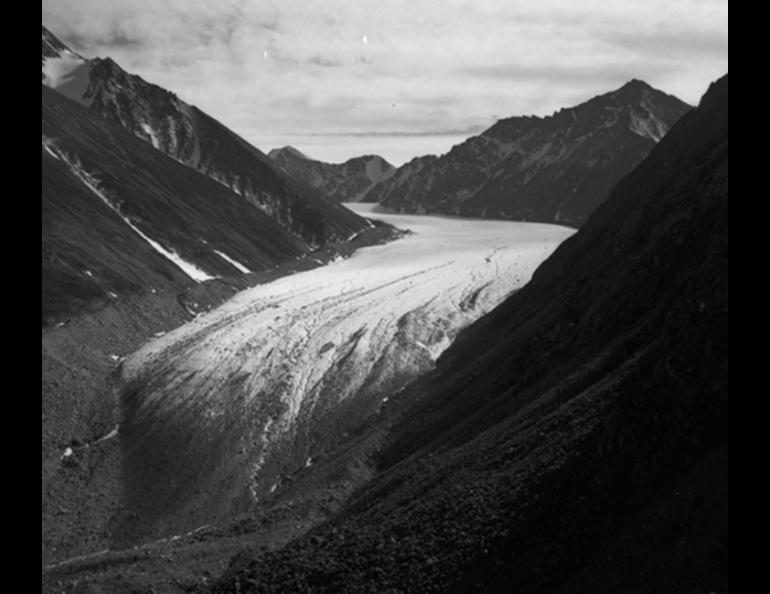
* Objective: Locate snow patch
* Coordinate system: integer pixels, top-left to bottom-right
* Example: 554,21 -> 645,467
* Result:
95,426 -> 119,443
42,137 -> 214,283
213,249 -> 251,274
629,110 -> 667,142
42,52 -> 87,86
140,123 -> 161,149
42,53 -> 93,105
42,138 -> 61,160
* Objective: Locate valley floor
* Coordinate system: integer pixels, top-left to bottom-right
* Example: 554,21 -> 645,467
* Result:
116,204 -> 574,544
41,219 -> 398,569
43,206 -> 573,591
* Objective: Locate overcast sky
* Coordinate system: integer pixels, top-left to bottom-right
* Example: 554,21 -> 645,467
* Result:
42,0 -> 728,166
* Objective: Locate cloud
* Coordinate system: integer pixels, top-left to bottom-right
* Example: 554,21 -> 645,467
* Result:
458,62 -> 678,85
289,125 -> 489,138
598,28 -> 729,59
307,55 -> 343,68
42,0 -> 728,165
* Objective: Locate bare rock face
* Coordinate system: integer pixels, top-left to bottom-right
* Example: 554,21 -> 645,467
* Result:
369,80 -> 691,226
41,26 -> 370,248
269,147 -> 396,203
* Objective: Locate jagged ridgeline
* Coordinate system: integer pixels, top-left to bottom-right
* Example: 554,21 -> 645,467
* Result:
42,26 -> 370,248
268,147 -> 396,203
367,80 -> 692,226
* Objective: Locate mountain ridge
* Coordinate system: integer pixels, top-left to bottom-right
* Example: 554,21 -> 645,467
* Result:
367,79 -> 692,226
41,26 -> 370,248
42,84 -> 310,324
269,147 -> 396,202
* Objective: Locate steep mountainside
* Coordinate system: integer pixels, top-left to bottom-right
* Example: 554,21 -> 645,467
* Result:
370,80 -> 691,226
269,146 -> 395,202
104,210 -> 569,549
42,85 -> 306,324
41,26 -> 369,247
361,154 -> 439,206
212,75 -> 727,593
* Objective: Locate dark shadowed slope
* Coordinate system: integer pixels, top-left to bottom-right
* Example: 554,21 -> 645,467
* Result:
369,80 -> 691,226
269,146 -> 395,202
41,26 -> 370,248
43,85 -> 306,324
212,75 -> 727,593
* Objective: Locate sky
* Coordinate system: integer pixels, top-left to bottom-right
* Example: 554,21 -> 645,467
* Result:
42,0 -> 728,166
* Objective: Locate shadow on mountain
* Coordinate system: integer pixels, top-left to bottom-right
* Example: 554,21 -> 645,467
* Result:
211,75 -> 728,593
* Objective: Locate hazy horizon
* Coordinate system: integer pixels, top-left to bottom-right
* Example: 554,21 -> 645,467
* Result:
43,0 -> 728,166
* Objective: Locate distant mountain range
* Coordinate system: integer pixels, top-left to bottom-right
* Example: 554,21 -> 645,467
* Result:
364,79 -> 691,226
42,26 -> 369,248
269,147 -> 395,202
213,74 -> 728,594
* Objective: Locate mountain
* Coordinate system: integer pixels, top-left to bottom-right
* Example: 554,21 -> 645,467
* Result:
369,80 -> 691,226
269,146 -> 396,202
42,84 -> 306,324
268,145 -> 309,161
41,26 -> 369,248
212,75 -> 727,592
360,153 -> 439,206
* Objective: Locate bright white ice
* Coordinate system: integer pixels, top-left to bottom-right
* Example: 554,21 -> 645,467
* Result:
43,137 -> 214,283
81,180 -> 215,283
213,249 -> 251,274
42,53 -> 92,105
42,53 -> 84,87
128,204 -> 574,376
122,204 -> 575,495
140,122 -> 161,150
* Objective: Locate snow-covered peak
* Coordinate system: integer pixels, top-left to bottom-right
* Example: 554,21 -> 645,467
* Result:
42,26 -> 78,60
42,26 -> 92,104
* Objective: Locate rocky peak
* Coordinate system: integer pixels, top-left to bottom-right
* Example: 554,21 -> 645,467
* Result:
269,146 -> 309,161
617,78 -> 654,94
41,26 -> 369,247
372,80 -> 691,225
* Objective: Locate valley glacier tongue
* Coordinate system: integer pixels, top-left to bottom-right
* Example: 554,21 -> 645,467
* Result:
116,204 -> 574,540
